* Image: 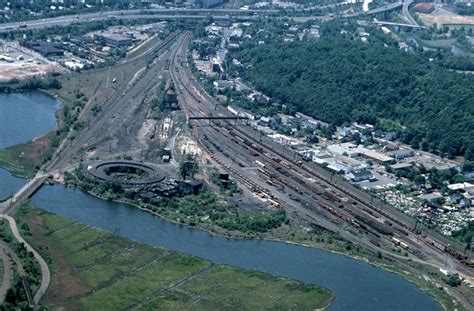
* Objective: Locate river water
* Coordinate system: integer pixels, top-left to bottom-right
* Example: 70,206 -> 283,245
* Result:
0,92 -> 441,310
32,185 -> 441,311
0,167 -> 25,200
0,92 -> 59,199
0,92 -> 59,149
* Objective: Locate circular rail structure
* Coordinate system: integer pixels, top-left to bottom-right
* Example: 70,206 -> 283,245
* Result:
87,160 -> 166,186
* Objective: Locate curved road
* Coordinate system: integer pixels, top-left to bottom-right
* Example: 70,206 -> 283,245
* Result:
402,0 -> 419,27
0,215 -> 50,305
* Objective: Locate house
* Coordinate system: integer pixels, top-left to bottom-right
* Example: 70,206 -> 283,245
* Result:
385,132 -> 398,141
213,80 -> 233,91
460,198 -> 471,208
258,116 -> 271,126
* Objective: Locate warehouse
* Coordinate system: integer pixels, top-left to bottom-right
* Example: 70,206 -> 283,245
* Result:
98,33 -> 133,47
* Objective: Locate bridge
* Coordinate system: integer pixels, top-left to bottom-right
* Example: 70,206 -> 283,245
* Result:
374,20 -> 424,29
345,0 -> 421,29
0,173 -> 48,214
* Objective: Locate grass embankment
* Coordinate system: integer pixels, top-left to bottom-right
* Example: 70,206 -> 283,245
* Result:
18,207 -> 334,310
0,133 -> 57,178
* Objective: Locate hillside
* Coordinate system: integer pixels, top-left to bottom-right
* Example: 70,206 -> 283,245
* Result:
232,36 -> 474,160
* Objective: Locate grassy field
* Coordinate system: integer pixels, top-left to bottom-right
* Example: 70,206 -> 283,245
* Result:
19,208 -> 334,310
0,132 -> 56,177
418,38 -> 456,49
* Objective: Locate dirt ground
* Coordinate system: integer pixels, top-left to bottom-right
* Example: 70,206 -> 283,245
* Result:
0,40 -> 64,81
0,63 -> 62,82
418,9 -> 474,28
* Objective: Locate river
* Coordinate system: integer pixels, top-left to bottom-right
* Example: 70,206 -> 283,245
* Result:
0,167 -> 25,200
0,92 -> 59,149
0,92 -> 60,199
32,185 -> 441,311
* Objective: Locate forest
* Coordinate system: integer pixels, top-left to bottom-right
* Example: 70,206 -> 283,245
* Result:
231,32 -> 474,160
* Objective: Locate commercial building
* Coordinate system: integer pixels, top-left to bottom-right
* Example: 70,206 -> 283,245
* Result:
327,143 -> 359,158
20,40 -> 63,57
388,149 -> 415,160
98,33 -> 133,47
355,146 -> 394,164
347,169 -> 373,182
390,162 -> 413,171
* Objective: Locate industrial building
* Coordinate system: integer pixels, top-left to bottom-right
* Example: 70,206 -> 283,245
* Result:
98,33 -> 133,47
163,83 -> 179,110
20,40 -> 64,57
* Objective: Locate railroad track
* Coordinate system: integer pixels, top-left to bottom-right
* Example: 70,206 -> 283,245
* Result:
170,33 -> 473,271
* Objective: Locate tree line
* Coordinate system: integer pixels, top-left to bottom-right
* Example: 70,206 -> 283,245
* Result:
230,30 -> 474,160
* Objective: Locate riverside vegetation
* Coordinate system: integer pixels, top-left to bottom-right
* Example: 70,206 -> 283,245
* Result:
12,205 -> 334,310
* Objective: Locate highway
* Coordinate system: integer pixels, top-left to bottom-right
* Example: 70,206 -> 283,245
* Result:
168,33 -> 473,297
0,4 -> 424,33
402,0 -> 420,27
0,8 -> 272,33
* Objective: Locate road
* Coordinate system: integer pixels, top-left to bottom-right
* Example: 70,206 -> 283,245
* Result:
402,0 -> 419,27
0,215 -> 49,305
0,8 -> 272,33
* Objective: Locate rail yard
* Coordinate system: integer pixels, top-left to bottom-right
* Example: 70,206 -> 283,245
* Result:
1,14 -> 473,309
169,32 -> 474,286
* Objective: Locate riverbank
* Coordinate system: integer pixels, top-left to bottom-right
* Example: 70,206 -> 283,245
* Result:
15,205 -> 334,310
57,175 -> 464,311
0,91 -> 61,177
